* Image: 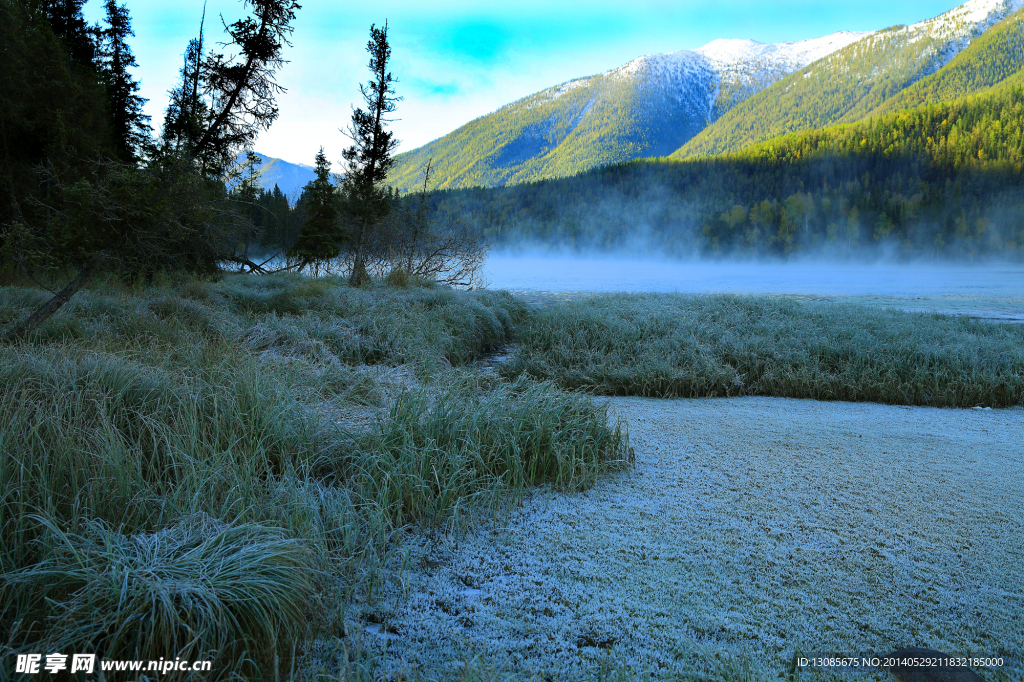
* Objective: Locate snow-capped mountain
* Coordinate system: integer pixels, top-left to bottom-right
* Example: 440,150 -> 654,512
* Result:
677,0 -> 1024,158
697,32 -> 869,69
596,31 -> 871,122
388,32 -> 862,193
534,31 -> 869,123
696,32 -> 868,113
388,0 -> 1024,192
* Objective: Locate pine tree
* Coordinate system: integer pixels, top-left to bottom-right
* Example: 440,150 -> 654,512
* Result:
290,148 -> 339,272
162,12 -> 208,156
339,21 -> 400,285
161,0 -> 301,176
196,0 -> 301,174
3,0 -> 303,339
40,0 -> 97,67
99,0 -> 151,161
0,0 -> 114,224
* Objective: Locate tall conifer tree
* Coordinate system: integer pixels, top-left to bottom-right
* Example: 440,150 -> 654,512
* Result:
40,0 -> 97,67
339,21 -> 400,285
162,12 -> 208,155
290,148 -> 339,272
99,0 -> 150,161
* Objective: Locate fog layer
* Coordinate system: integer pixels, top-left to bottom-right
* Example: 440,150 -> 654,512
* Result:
483,255 -> 1024,322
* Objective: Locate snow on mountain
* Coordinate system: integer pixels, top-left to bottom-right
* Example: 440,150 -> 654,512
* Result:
539,30 -> 871,120
646,31 -> 865,78
696,31 -> 869,71
910,0 -> 1024,37
891,0 -> 1024,82
389,0 -> 1024,191
835,0 -> 1024,90
607,30 -> 869,84
538,30 -> 866,112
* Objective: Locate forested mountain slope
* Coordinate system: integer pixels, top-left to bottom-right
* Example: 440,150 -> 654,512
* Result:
386,32 -> 864,193
673,0 -> 1024,159
419,83 -> 1024,259
865,7 -> 1024,117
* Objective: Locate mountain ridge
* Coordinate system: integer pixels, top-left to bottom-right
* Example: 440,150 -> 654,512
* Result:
386,31 -> 866,193
232,152 -> 317,198
673,0 -> 1024,158
387,0 -> 1024,192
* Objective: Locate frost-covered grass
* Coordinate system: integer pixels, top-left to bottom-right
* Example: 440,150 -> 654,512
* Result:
359,397 -> 1023,682
6,279 -> 1015,681
0,274 -> 629,679
501,293 -> 1024,407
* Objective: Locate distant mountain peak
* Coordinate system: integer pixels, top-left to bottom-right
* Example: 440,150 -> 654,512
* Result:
250,151 -> 314,171
232,151 -> 318,198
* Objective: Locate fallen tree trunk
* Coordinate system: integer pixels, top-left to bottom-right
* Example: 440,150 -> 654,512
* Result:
3,266 -> 93,342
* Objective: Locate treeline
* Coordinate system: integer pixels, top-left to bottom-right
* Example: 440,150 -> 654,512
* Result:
418,82 -> 1024,260
0,0 -> 306,339
0,1 -> 487,341
0,0 -> 149,223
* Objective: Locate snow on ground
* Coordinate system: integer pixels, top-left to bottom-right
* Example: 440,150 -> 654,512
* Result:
357,397 -> 1024,681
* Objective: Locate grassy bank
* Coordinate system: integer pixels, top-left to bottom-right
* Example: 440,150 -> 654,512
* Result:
0,274 -> 630,679
6,279 -> 1017,681
501,293 -> 1024,407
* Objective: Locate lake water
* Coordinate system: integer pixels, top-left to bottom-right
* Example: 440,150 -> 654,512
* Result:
483,256 -> 1024,322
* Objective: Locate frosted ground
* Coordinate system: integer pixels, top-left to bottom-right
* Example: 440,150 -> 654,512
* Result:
358,398 -> 1023,680
336,259 -> 1023,679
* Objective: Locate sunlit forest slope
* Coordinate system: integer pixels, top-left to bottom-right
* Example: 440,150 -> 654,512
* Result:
674,4 -> 1024,159
866,8 -> 1024,117
386,61 -> 717,193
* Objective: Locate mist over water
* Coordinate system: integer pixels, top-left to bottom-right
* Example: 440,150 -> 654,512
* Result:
484,255 -> 1024,296
484,255 -> 1024,320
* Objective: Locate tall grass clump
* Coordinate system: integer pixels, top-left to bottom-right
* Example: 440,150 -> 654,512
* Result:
0,273 -> 625,678
502,293 -> 1024,407
7,516 -> 311,671
0,348 -> 329,675
353,376 -> 631,528
215,273 -> 528,367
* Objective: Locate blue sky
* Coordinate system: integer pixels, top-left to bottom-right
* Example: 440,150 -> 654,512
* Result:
85,0 -> 967,167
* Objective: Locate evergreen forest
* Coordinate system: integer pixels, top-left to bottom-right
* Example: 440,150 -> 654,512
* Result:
415,79 -> 1024,260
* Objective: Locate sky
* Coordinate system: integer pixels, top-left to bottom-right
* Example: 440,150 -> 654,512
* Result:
85,0 -> 968,169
